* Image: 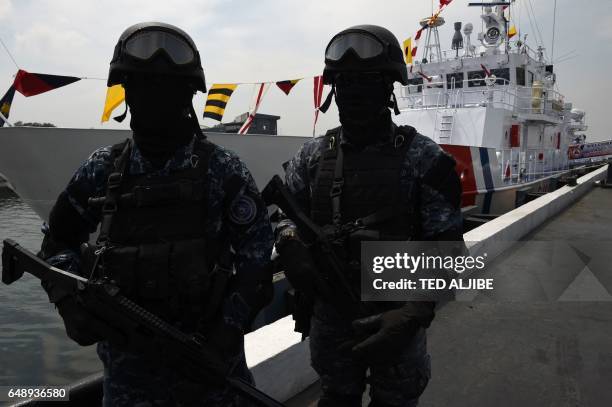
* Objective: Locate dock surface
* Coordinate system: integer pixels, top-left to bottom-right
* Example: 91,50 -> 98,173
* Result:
288,186 -> 612,406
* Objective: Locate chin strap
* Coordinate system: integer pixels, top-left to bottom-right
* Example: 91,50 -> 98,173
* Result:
390,91 -> 401,115
113,103 -> 128,123
319,84 -> 335,114
189,104 -> 207,139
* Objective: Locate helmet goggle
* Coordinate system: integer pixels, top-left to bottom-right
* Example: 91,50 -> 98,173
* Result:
124,30 -> 195,65
325,32 -> 384,61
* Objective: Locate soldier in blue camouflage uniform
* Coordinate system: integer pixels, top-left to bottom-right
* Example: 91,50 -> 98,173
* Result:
39,22 -> 273,406
275,26 -> 463,407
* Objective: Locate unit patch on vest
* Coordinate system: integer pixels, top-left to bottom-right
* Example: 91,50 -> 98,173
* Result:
229,195 -> 258,225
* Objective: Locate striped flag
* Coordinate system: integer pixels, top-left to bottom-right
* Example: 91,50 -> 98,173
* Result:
0,85 -> 16,127
203,84 -> 238,121
101,85 -> 126,123
276,79 -> 300,95
13,69 -> 81,97
238,83 -> 271,135
313,75 -> 324,136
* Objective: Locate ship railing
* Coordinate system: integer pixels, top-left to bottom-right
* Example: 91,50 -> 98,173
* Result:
498,147 -> 569,184
399,79 -> 565,119
420,44 -> 543,65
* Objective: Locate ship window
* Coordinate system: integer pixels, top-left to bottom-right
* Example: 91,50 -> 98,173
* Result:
528,71 -> 534,86
406,77 -> 423,93
447,72 -> 464,89
468,70 -> 486,87
490,68 -> 510,85
516,67 -> 526,86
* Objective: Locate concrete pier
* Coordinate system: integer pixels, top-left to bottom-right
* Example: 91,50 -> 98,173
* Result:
288,175 -> 612,406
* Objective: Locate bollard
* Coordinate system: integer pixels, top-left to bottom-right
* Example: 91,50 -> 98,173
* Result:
600,162 -> 612,188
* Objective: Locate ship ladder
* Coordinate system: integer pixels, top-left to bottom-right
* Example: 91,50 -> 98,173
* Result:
437,111 -> 455,144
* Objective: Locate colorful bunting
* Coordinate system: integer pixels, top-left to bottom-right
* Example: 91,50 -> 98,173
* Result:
409,0 -> 454,66
275,79 -> 301,95
0,85 -> 16,127
101,85 -> 126,123
403,38 -> 413,65
203,83 -> 238,121
13,69 -> 81,97
313,75 -> 324,136
238,83 -> 271,135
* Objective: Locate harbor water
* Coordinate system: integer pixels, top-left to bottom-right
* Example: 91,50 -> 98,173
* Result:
0,187 -> 100,389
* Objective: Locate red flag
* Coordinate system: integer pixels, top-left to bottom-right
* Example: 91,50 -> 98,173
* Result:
13,69 -> 81,97
276,79 -> 301,95
480,64 -> 491,77
440,0 -> 453,6
313,75 -> 324,136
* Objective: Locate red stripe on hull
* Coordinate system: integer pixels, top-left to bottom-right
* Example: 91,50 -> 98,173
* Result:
440,144 -> 477,206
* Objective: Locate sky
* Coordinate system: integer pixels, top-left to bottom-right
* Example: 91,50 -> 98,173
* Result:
0,0 -> 610,141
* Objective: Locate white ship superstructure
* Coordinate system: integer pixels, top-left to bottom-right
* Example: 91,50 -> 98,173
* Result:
395,2 -> 579,213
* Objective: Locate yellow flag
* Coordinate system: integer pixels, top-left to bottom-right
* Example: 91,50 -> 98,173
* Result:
403,38 -> 413,64
508,25 -> 517,39
101,85 -> 125,123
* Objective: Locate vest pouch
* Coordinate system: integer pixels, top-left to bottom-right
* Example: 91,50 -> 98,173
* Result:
103,246 -> 139,294
136,242 -> 171,300
169,239 -> 211,322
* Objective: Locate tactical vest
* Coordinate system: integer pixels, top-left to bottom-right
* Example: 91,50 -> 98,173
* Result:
310,125 -> 420,271
91,137 -> 219,332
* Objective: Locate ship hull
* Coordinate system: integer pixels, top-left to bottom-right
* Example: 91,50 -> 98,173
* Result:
0,127 -> 568,223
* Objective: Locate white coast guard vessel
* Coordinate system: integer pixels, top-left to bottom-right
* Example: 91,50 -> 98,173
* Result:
0,2 -> 596,221
395,1 -> 587,214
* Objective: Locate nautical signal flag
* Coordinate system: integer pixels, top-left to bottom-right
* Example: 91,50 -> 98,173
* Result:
276,79 -> 301,95
13,69 -> 81,97
0,85 -> 16,127
239,83 -> 271,135
101,85 -> 126,123
403,38 -> 413,64
508,25 -> 517,39
203,84 -> 238,121
313,75 -> 324,136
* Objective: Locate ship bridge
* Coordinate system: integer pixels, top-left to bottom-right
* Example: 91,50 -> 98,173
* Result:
398,51 -> 565,125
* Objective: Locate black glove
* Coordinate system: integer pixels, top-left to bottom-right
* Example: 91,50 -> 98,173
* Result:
56,296 -> 125,347
276,238 -> 317,297
206,321 -> 243,359
349,302 -> 435,364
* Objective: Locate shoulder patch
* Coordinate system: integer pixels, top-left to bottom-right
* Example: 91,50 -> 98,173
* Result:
229,194 -> 258,225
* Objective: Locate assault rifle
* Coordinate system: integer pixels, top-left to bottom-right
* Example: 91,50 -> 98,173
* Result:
1,239 -> 285,407
262,175 -> 367,318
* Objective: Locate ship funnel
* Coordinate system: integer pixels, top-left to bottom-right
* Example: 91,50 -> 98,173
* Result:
452,22 -> 464,56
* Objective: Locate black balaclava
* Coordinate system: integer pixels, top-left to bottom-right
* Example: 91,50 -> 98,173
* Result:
124,74 -> 195,167
334,72 -> 394,149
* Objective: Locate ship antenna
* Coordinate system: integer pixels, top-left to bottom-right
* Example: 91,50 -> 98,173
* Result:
551,0 -> 557,63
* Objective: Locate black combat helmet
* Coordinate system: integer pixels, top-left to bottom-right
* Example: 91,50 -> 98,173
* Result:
108,22 -> 206,92
323,25 -> 408,86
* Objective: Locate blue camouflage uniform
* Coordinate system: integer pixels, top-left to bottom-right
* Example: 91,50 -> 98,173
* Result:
280,124 -> 462,406
44,134 -> 273,406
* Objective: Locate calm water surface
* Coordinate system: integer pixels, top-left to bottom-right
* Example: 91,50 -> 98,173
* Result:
0,187 -> 101,389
